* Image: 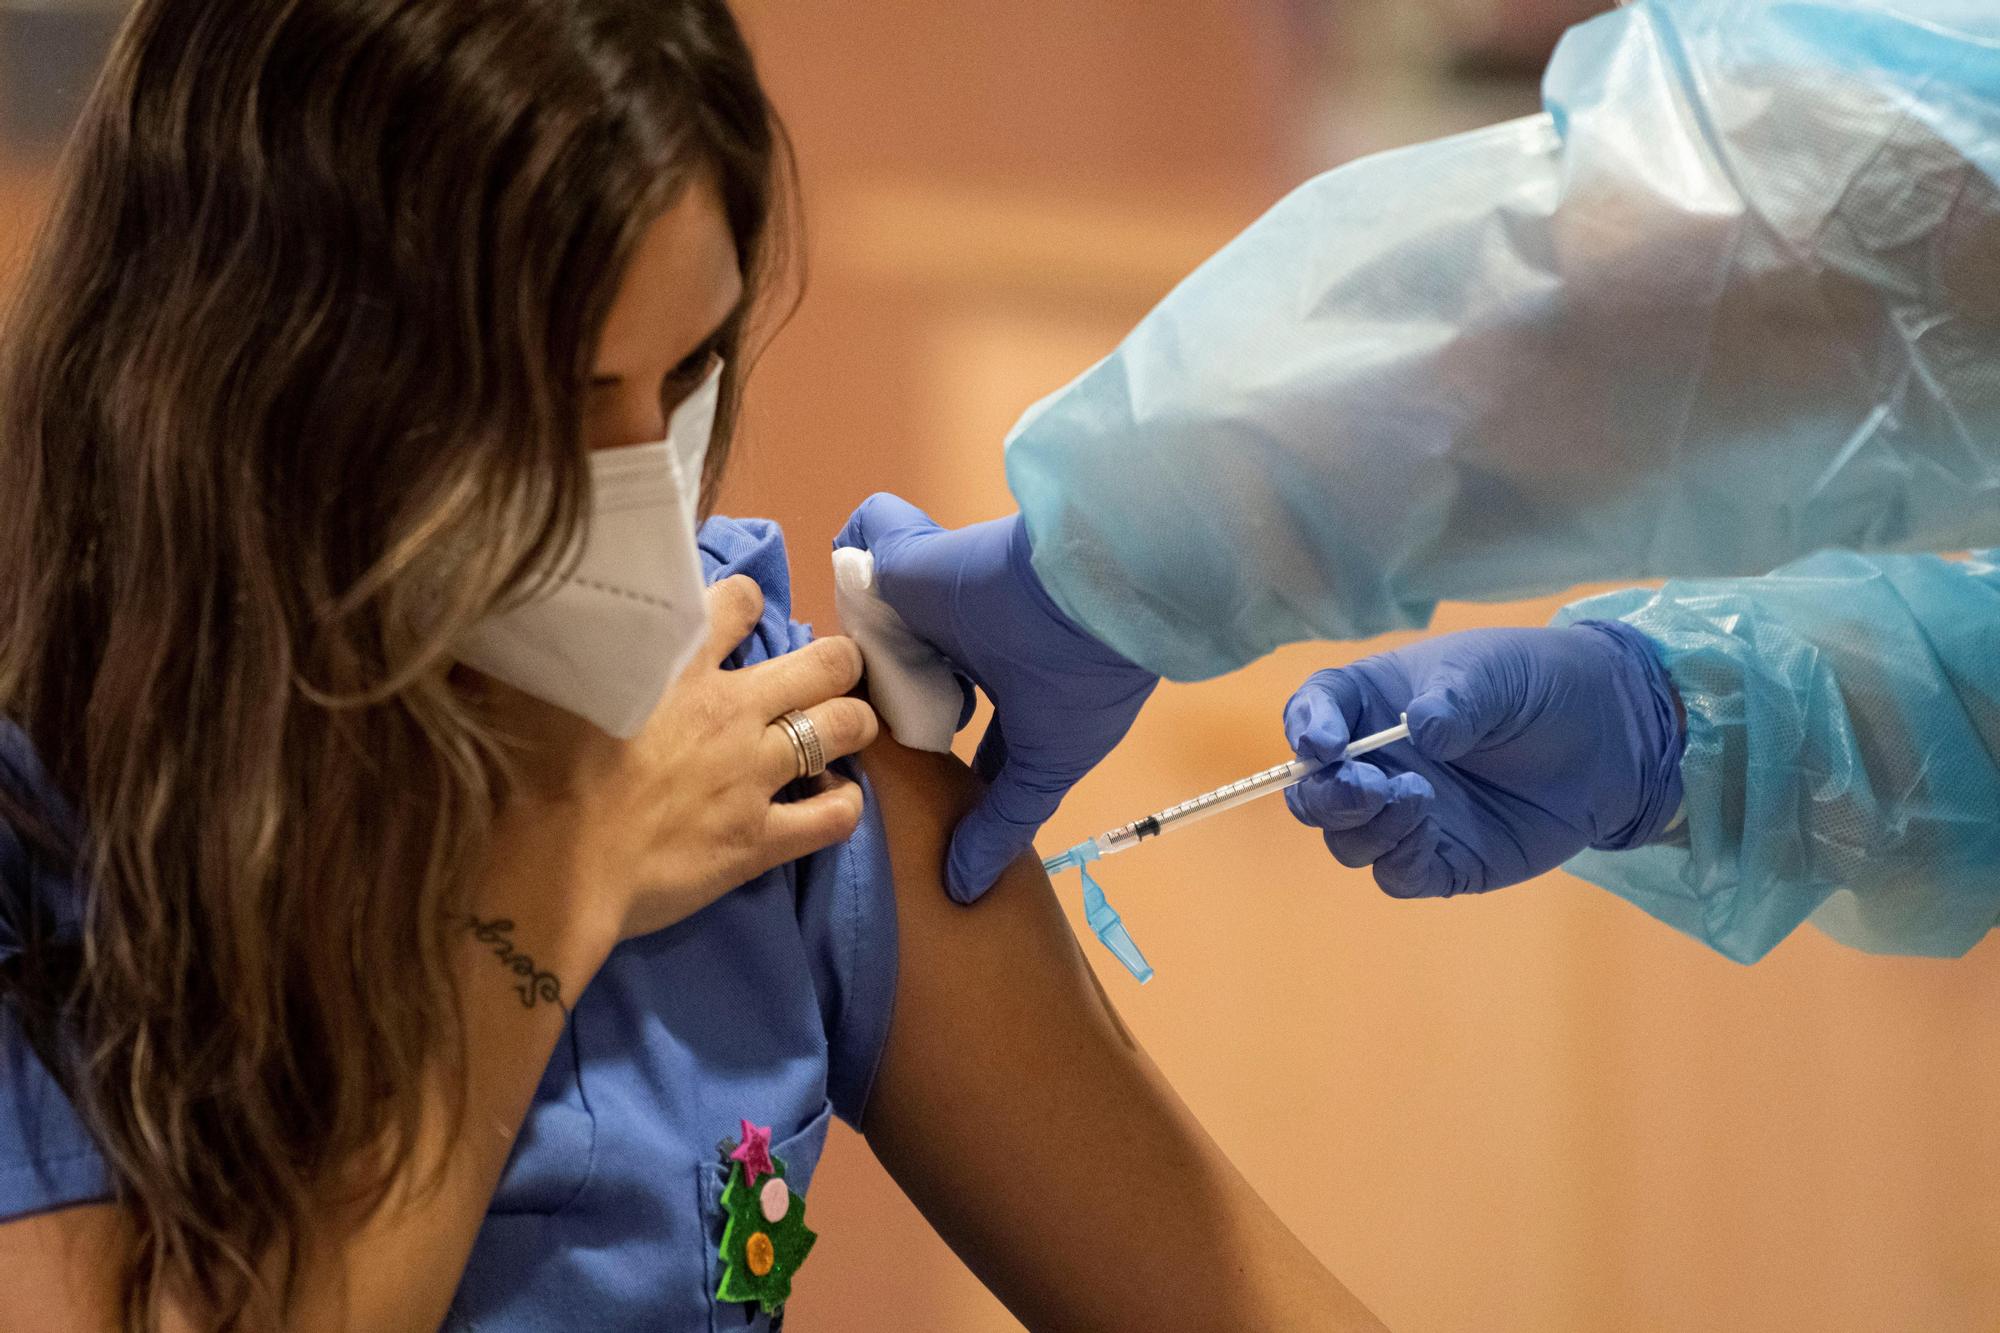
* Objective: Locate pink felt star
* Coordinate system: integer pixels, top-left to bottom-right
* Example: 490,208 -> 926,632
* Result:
730,1119 -> 774,1184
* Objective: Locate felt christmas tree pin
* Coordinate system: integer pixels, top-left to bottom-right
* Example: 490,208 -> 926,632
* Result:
716,1120 -> 817,1315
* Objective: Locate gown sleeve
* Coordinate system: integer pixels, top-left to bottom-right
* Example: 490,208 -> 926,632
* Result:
1006,0 -> 2000,679
1556,550 -> 2000,963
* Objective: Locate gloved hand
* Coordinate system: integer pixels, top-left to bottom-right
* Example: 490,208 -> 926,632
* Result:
1283,621 -> 1685,897
836,494 -> 1159,903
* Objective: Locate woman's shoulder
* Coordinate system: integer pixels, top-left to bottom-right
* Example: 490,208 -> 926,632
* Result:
698,516 -> 790,606
0,720 -> 78,842
0,722 -> 43,962
0,993 -> 107,1221
0,716 -> 49,785
681,518 -> 903,1121
0,722 -> 109,1221
699,516 -> 812,669
791,776 -> 896,1125
0,721 -> 83,958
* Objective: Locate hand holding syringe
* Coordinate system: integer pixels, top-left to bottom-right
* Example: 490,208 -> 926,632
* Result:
1042,714 -> 1411,983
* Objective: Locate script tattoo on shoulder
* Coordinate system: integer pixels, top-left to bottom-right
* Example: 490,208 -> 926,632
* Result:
464,916 -> 565,1011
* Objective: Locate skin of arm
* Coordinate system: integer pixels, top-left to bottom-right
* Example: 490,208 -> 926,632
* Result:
859,736 -> 1387,1333
0,804 -> 620,1332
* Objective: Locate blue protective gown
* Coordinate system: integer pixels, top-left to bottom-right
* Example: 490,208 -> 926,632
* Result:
1005,0 -> 2000,961
1558,551 -> 2000,963
1009,0 -> 2000,679
0,519 -> 900,1330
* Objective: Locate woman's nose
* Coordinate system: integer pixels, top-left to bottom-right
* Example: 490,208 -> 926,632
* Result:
586,390 -> 669,453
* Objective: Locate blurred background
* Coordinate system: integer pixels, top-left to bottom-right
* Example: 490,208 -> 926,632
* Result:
6,1 -> 2000,1329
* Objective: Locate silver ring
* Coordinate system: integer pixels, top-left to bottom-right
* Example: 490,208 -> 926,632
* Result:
777,710 -> 826,781
774,714 -> 809,779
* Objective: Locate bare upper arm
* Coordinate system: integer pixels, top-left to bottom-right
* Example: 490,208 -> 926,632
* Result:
857,738 -> 1385,1333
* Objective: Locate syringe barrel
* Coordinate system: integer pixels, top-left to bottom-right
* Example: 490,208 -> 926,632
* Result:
1148,758 -> 1315,837
1077,718 -> 1406,863
1098,825 -> 1145,855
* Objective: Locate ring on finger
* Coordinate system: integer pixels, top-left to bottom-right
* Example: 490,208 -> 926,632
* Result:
773,714 -> 810,781
775,710 -> 827,781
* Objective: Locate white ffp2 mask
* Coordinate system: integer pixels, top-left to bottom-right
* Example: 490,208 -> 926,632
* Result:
456,363 -> 723,738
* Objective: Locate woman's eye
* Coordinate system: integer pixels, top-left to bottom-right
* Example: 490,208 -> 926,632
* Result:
661,348 -> 721,401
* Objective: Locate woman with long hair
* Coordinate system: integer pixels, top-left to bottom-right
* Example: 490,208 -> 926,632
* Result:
0,2 -> 1384,1329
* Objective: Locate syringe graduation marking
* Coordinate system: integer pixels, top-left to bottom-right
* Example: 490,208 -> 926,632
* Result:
1095,716 -> 1410,854
1152,761 -> 1294,824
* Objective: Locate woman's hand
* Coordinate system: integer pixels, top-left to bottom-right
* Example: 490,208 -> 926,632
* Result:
475,575 -> 879,951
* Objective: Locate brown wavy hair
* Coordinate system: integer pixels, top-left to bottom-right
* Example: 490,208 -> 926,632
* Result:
0,0 -> 793,1325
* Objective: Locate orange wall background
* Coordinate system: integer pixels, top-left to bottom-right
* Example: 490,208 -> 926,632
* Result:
4,3 -> 1998,1329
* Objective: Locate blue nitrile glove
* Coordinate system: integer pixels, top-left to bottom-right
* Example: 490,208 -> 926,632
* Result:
836,494 -> 1159,903
1282,622 -> 1685,897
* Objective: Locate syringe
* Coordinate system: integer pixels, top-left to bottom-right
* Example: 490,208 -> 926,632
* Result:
1040,714 -> 1411,986
1043,714 -> 1410,875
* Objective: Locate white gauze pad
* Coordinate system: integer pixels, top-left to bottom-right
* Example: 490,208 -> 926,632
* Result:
831,547 -> 963,753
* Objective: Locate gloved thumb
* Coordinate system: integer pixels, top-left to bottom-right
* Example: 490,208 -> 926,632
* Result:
1405,664 -> 1514,763
942,767 -> 1068,905
1284,669 -> 1361,766
834,492 -> 940,556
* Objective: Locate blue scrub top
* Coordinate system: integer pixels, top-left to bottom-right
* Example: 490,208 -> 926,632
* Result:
0,517 -> 901,1331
